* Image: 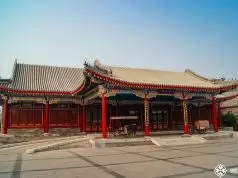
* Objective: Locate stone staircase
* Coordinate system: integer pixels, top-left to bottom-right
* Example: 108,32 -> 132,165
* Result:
150,136 -> 207,147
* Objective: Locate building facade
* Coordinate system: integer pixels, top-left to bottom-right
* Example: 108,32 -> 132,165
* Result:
0,59 -> 237,138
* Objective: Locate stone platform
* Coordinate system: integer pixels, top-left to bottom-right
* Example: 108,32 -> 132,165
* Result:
92,137 -> 153,148
0,128 -> 86,145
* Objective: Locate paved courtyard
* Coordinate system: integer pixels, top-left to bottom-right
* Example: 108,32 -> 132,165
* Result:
0,137 -> 238,178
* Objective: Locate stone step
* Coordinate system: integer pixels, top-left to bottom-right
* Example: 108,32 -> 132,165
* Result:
26,136 -> 93,154
150,136 -> 206,146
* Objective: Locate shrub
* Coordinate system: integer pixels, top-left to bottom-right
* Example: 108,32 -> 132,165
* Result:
222,112 -> 237,127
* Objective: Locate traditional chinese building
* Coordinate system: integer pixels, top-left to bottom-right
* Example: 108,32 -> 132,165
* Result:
214,80 -> 238,127
0,59 -> 237,138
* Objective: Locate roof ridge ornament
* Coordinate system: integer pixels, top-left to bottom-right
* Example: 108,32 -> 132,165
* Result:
94,58 -> 112,75
10,59 -> 18,83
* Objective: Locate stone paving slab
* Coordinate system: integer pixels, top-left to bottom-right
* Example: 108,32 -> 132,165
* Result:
171,154 -> 238,170
142,149 -> 204,159
0,161 -> 16,173
106,160 -> 203,178
113,145 -> 166,153
85,152 -> 154,166
201,131 -> 233,140
68,147 -> 125,157
174,171 -> 238,178
22,150 -> 76,160
219,150 -> 238,157
71,167 -> 116,178
182,144 -> 238,153
1,138 -> 238,178
0,173 -> 11,178
21,157 -> 91,172
0,153 -> 17,162
15,170 -> 58,178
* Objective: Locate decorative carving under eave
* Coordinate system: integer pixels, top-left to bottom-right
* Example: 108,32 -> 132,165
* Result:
183,93 -> 194,100
193,93 -> 213,101
105,92 -> 117,98
48,98 -> 60,104
174,92 -> 184,100
90,76 -> 103,84
0,94 -> 8,101
72,98 -> 83,105
134,91 -> 146,98
99,85 -> 107,95
173,92 -> 213,101
146,93 -> 158,99
8,97 -> 44,104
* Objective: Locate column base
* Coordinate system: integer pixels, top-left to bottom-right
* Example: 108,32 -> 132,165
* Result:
181,134 -> 191,137
43,133 -> 49,136
1,134 -> 14,138
144,126 -> 150,136
184,124 -> 189,135
102,134 -> 107,139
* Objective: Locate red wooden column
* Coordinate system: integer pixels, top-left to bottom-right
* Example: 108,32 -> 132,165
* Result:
144,96 -> 150,136
218,102 -> 222,128
182,97 -> 189,135
43,100 -> 49,134
77,104 -> 81,131
212,98 -> 218,132
81,104 -> 86,132
2,97 -> 8,135
115,101 -> 119,128
101,92 -> 107,138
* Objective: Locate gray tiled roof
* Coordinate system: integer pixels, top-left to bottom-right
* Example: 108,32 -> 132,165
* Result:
107,66 -> 221,88
0,63 -> 85,94
215,81 -> 238,100
221,97 -> 238,108
89,60 -> 222,88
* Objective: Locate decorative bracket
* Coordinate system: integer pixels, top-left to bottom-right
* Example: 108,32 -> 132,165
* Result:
48,98 -> 60,104
174,92 -> 183,100
147,93 -> 158,99
99,85 -> 107,95
0,94 -> 8,101
72,98 -> 83,105
133,90 -> 147,98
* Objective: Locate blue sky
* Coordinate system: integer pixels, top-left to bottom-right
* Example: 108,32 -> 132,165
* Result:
0,0 -> 238,79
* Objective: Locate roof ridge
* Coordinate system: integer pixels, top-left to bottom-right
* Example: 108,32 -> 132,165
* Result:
17,62 -> 83,70
184,69 -> 212,83
10,59 -> 18,83
104,63 -> 187,74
